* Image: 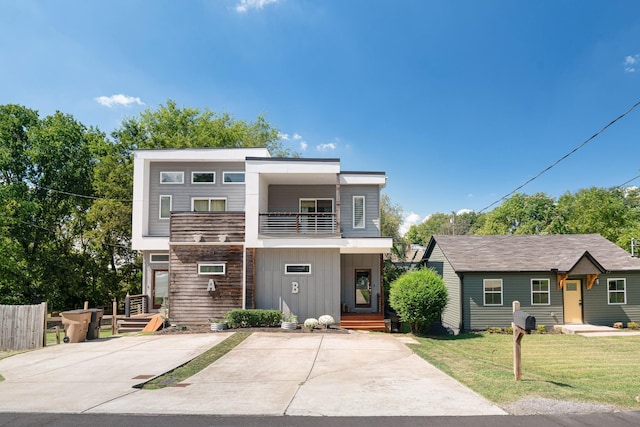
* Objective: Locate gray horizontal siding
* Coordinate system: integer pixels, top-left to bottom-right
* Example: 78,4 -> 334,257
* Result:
583,273 -> 640,325
427,244 -> 461,332
267,185 -> 336,212
339,185 -> 380,238
149,161 -> 246,236
462,273 -> 563,331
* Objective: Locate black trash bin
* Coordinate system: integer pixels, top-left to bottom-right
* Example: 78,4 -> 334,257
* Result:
86,308 -> 104,340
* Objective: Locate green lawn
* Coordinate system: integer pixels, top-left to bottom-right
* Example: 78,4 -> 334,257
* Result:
409,332 -> 640,410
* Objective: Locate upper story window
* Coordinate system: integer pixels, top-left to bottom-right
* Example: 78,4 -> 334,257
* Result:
223,172 -> 245,184
608,278 -> 626,304
531,278 -> 550,305
191,171 -> 215,184
353,196 -> 365,228
160,171 -> 184,184
159,195 -> 172,219
483,279 -> 503,306
300,198 -> 334,213
192,198 -> 226,212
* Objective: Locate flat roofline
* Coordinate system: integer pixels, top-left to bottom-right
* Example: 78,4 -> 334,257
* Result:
246,157 -> 340,162
341,171 -> 386,175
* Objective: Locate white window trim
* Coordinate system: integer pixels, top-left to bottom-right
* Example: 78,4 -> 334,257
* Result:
198,263 -> 226,275
285,263 -> 312,275
607,278 -> 627,305
223,171 -> 245,184
160,171 -> 184,184
483,279 -> 503,306
150,253 -> 170,263
191,171 -> 215,184
353,195 -> 365,229
191,197 -> 227,212
159,195 -> 172,220
530,278 -> 551,305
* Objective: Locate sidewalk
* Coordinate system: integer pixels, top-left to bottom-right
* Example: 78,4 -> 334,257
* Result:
0,332 -> 506,416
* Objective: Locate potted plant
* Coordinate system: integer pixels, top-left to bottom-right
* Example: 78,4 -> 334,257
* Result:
281,313 -> 298,330
209,318 -> 227,331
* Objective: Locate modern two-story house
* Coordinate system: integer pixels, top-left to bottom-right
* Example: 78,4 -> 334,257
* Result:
131,148 -> 392,326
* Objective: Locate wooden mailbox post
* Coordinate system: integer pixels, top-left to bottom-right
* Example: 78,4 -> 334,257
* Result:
512,301 -> 536,381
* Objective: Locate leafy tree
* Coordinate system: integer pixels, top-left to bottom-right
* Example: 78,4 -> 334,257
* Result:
476,193 -> 556,235
406,210 -> 484,246
389,268 -> 448,334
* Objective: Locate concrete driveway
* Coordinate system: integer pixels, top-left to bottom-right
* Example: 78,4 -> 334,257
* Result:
0,332 -> 506,416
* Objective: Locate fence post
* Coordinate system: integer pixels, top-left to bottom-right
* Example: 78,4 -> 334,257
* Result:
125,293 -> 131,318
43,301 -> 48,347
112,298 -> 117,335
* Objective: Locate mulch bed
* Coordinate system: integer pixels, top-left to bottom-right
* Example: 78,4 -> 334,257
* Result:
155,324 -> 350,335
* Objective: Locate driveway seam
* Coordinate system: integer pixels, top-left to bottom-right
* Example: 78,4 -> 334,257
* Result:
283,334 -> 324,415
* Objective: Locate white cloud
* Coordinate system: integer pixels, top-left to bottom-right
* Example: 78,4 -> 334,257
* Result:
300,141 -> 308,150
278,132 -> 290,140
456,208 -> 473,215
95,94 -> 144,108
236,0 -> 278,13
316,142 -> 336,151
624,54 -> 639,73
293,133 -> 302,140
400,212 -> 422,236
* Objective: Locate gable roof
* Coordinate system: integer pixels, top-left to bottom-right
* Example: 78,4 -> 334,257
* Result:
425,234 -> 640,273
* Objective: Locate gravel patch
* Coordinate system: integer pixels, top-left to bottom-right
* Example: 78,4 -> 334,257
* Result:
501,397 -> 617,415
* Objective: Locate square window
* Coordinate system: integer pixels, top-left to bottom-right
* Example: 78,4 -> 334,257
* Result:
531,279 -> 550,305
608,278 -> 626,304
483,279 -> 503,306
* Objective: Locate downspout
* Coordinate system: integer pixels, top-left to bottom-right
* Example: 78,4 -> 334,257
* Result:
459,273 -> 464,333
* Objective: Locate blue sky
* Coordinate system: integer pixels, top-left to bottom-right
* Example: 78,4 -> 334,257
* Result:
2,1 -> 640,234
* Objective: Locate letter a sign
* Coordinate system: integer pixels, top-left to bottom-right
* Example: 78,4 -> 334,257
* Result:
207,279 -> 216,291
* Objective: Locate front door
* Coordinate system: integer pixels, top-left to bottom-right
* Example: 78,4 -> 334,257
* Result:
355,269 -> 372,308
563,279 -> 583,324
152,270 -> 169,309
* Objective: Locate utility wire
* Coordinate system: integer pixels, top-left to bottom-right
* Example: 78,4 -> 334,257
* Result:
479,99 -> 640,213
615,173 -> 640,189
32,184 -> 132,203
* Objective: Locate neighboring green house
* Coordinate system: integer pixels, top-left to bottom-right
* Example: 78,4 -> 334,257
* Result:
423,234 -> 640,333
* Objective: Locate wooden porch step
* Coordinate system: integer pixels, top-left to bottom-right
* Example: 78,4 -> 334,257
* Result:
340,313 -> 387,332
118,314 -> 161,334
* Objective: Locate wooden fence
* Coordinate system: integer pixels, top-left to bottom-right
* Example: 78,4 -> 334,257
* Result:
0,302 -> 47,351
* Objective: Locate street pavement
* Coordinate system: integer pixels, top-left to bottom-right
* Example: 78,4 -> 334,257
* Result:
0,331 -> 505,416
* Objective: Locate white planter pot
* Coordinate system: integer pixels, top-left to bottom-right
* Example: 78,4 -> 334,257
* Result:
281,321 -> 297,330
211,323 -> 226,331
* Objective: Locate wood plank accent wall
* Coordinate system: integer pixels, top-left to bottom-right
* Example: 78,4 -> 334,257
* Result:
170,212 -> 245,243
0,303 -> 46,351
169,212 -> 252,324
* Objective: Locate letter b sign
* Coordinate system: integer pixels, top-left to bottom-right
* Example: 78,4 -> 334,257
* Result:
291,281 -> 299,294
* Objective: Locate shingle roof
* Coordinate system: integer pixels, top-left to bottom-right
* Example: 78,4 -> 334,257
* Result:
426,234 -> 640,273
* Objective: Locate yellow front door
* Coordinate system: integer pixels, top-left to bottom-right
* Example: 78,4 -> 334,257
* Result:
563,279 -> 583,324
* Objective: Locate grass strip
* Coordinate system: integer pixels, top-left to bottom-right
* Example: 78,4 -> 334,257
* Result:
141,332 -> 251,389
409,332 -> 640,410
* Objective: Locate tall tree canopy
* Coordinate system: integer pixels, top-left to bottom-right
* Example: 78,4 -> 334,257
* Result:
0,101 -> 285,309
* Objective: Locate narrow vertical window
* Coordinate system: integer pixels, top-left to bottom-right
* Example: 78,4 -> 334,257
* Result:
159,195 -> 172,219
353,196 -> 365,228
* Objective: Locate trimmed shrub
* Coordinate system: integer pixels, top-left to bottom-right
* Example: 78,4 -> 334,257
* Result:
389,268 -> 448,334
536,325 -> 547,334
505,326 -> 513,334
304,318 -> 318,331
627,321 -> 639,330
318,315 -> 335,328
225,309 -> 282,328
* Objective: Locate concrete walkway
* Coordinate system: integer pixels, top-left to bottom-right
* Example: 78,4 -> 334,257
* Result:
559,324 -> 640,337
0,332 -> 506,417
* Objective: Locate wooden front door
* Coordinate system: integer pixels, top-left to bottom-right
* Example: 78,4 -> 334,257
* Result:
563,279 -> 583,324
355,269 -> 372,308
152,270 -> 169,309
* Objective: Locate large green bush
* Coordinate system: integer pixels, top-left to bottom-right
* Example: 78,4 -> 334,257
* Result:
389,268 -> 448,334
225,309 -> 282,328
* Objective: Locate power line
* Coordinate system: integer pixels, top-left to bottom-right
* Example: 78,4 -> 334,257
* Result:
32,184 -> 132,203
479,99 -> 640,213
615,173 -> 640,189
